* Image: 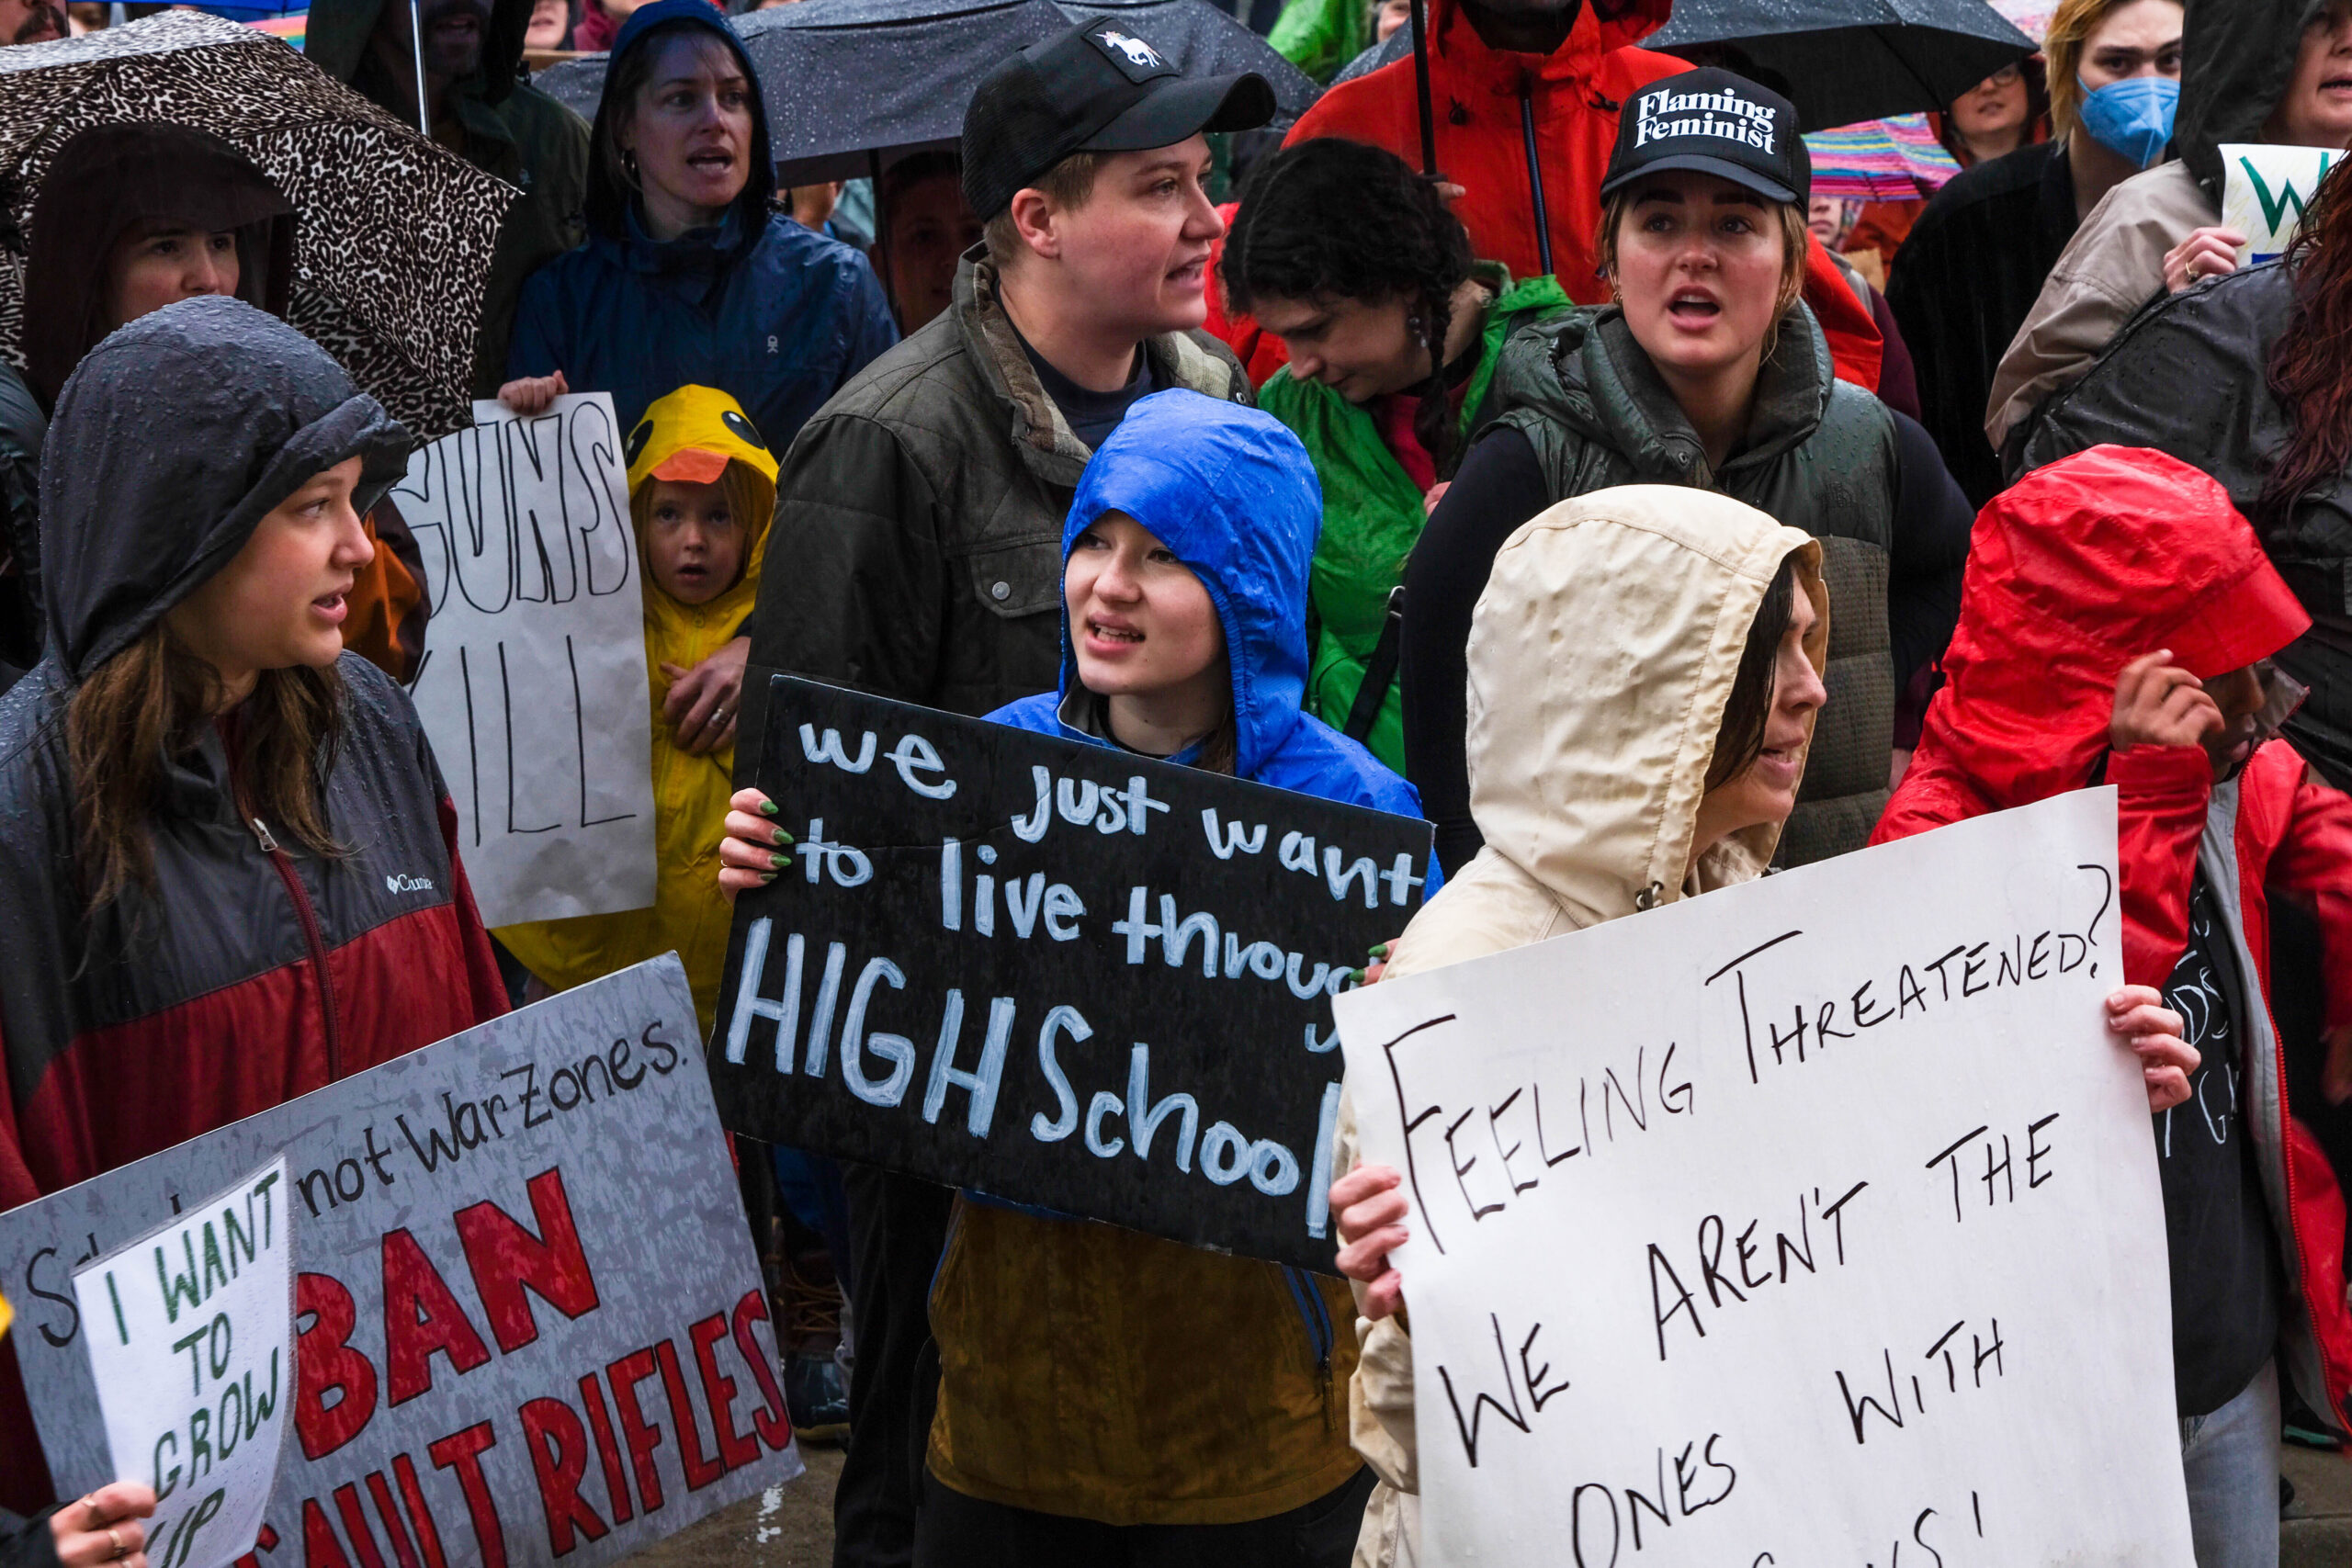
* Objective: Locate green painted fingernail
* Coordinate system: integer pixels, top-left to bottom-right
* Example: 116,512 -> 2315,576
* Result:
1348,968 -> 1367,986
757,799 -> 779,817
758,869 -> 777,883
773,827 -> 795,846
770,852 -> 790,869
1369,942 -> 1389,959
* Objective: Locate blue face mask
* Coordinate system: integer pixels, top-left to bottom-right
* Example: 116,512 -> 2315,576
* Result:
2075,75 -> 2180,168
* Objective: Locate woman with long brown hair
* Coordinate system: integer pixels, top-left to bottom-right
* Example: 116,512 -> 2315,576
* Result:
2018,150 -> 2352,790
0,296 -> 508,1513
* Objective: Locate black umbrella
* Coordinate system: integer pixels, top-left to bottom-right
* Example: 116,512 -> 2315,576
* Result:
1333,0 -> 2034,130
535,0 -> 1316,187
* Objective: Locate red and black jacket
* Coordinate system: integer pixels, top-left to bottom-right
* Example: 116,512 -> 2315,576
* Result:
1874,445 -> 2352,1429
0,298 -> 509,1510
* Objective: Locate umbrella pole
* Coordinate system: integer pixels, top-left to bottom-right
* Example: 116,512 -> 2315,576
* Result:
408,0 -> 431,137
1408,0 -> 1436,178
868,147 -> 898,324
1519,91 -> 1553,276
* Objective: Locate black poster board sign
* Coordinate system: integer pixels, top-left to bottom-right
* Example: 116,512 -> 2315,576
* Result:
712,675 -> 1435,1271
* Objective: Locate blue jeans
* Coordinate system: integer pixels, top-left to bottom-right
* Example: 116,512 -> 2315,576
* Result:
2180,1360 -> 2279,1568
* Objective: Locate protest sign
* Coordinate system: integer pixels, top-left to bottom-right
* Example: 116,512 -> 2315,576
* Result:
713,675 -> 1434,1271
395,392 -> 656,928
2,956 -> 797,1568
2222,142 -> 2340,265
1336,789 -> 2196,1564
71,1158 -> 293,1568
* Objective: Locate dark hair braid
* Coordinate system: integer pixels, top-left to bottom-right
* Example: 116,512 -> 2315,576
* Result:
1222,139 -> 1477,474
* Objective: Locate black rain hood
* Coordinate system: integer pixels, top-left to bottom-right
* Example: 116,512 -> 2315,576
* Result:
305,0 -> 533,108
2177,0 -> 2327,202
40,296 -> 413,681
584,0 -> 775,246
22,123 -> 295,412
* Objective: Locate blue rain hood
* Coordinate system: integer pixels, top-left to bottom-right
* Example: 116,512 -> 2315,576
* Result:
585,0 -> 776,244
985,390 -> 1429,849
1059,389 -> 1317,780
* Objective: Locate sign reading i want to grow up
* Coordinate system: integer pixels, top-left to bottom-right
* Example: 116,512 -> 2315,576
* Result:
1,958 -> 797,1568
713,675 -> 1437,1273
1335,789 -> 2196,1565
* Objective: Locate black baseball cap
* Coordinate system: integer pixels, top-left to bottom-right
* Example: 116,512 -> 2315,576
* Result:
1600,68 -> 1810,207
962,15 -> 1276,220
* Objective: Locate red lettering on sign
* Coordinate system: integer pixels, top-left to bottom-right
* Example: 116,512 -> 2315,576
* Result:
381,1230 -> 492,1406
730,1288 -> 794,1451
577,1372 -> 634,1525
520,1397 -> 609,1557
426,1421 -> 506,1568
656,1340 -> 726,1489
332,1482 -> 390,1568
300,1499 -> 353,1568
296,1273 -> 379,1461
605,1347 -> 666,1515
688,1313 -> 760,1471
455,1168 -> 601,1354
391,1455 -> 449,1568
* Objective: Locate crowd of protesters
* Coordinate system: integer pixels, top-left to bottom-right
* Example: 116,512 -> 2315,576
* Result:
3,0 -> 2352,1565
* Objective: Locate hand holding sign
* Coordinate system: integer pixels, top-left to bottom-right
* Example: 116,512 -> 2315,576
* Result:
70,1158 -> 292,1568
46,1484 -> 161,1568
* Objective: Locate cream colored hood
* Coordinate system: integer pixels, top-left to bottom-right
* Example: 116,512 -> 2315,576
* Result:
1464,484 -> 1827,925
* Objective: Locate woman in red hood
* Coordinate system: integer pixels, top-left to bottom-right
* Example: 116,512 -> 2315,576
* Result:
1874,444 -> 2352,1568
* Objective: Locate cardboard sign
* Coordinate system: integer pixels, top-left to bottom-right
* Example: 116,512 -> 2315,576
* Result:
713,675 -> 1435,1271
2222,142 -> 2341,266
71,1158 -> 294,1568
396,392 -> 657,928
2,958 -> 798,1568
1335,790 -> 2196,1564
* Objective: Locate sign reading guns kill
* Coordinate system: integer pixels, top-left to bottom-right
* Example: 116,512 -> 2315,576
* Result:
1,958 -> 797,1568
1336,790 -> 2193,1565
714,676 -> 1435,1270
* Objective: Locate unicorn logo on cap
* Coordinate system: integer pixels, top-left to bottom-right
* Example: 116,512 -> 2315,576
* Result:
1096,28 -> 1163,69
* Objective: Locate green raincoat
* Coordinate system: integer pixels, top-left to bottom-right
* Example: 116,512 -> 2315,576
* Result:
1258,267 -> 1571,772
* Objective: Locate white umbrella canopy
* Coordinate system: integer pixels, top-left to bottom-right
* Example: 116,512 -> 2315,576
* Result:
0,11 -> 514,439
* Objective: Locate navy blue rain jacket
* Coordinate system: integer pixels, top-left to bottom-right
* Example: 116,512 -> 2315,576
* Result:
505,0 -> 898,446
989,390 -> 1435,850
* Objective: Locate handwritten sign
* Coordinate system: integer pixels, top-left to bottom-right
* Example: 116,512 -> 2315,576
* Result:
2,957 -> 798,1568
396,392 -> 656,928
2222,142 -> 2340,266
71,1159 -> 292,1568
1335,790 -> 2194,1564
713,675 -> 1435,1271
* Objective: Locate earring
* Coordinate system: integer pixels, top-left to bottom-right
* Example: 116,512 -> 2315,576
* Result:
622,148 -> 639,182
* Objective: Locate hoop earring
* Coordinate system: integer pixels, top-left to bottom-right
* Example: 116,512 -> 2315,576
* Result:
622,147 -> 639,184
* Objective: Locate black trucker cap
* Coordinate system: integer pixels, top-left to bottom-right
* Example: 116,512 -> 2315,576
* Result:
962,16 -> 1276,220
1600,68 -> 1810,206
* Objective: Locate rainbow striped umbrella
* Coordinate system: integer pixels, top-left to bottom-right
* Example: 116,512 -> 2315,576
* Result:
1803,113 -> 1964,201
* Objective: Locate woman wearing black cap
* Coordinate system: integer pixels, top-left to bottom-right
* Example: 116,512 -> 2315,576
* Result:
1399,67 -> 1974,879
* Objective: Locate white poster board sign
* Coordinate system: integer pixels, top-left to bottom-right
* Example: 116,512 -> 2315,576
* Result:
2222,142 -> 2341,265
395,392 -> 656,927
71,1157 -> 293,1568
1336,790 -> 2195,1565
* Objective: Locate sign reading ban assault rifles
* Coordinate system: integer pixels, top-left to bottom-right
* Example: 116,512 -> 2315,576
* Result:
714,676 -> 1436,1271
2,958 -> 799,1568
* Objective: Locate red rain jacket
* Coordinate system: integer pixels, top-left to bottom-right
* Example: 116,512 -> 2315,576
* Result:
1263,0 -> 1884,393
1873,445 -> 2352,1426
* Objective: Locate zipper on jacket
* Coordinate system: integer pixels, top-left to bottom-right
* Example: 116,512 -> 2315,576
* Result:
1280,1264 -> 1340,1432
245,811 -> 345,1083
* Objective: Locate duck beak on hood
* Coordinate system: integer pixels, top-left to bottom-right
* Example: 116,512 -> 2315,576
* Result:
1464,484 -> 1824,923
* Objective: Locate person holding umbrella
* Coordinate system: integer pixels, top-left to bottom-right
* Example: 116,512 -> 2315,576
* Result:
1398,69 -> 1974,876
1986,0 -> 2352,459
306,0 -> 592,397
731,18 -> 1272,1563
1887,0 -> 2183,507
0,124 -> 432,687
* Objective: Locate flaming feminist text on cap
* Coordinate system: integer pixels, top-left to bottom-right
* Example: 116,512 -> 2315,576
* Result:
1602,66 -> 1811,207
